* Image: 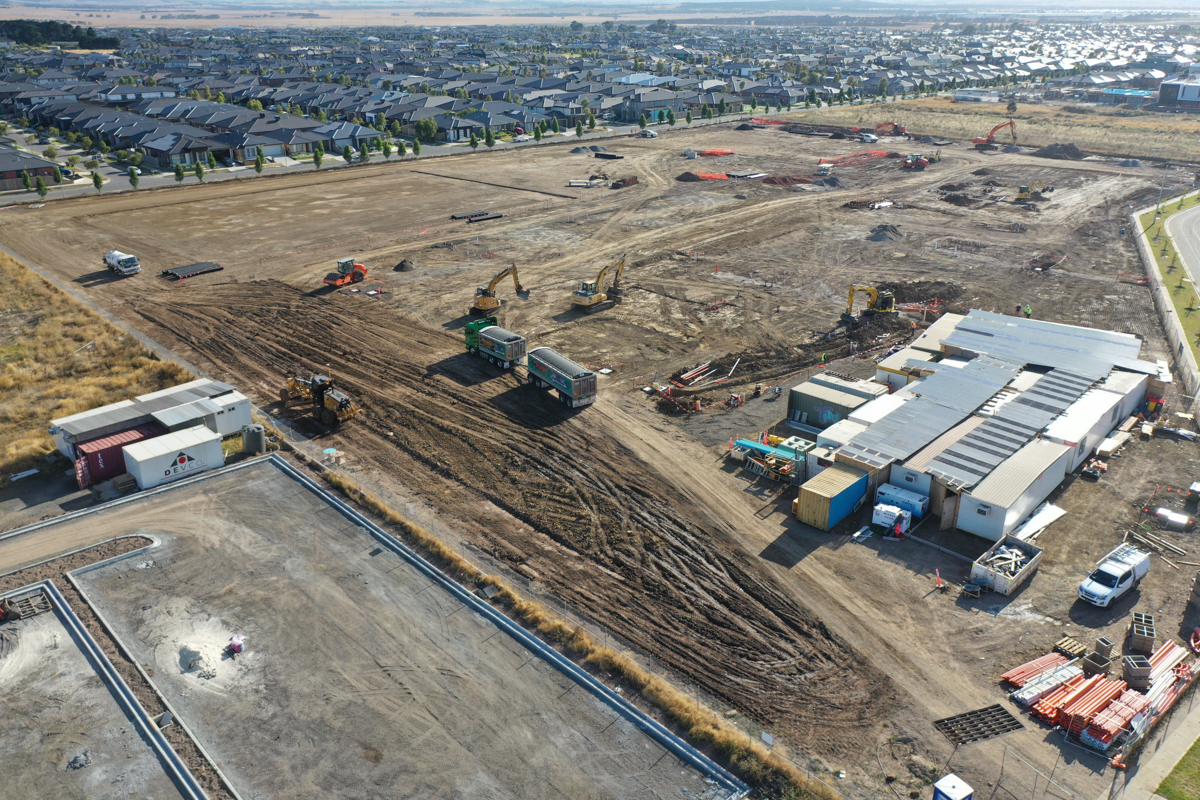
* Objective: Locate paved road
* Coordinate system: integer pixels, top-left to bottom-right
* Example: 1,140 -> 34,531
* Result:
1166,202 -> 1200,296
0,113 -> 766,202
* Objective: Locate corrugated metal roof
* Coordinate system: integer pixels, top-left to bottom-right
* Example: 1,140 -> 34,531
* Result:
969,439 -> 1071,507
1099,369 -> 1148,396
152,398 -> 221,429
923,367 -> 1097,489
904,416 -> 987,470
529,347 -> 592,379
799,463 -> 865,499
809,373 -> 889,400
55,380 -> 236,437
878,347 -> 935,371
840,357 -> 1018,469
942,310 -> 1156,376
910,312 -> 965,353
1043,388 -> 1124,442
793,381 -> 870,410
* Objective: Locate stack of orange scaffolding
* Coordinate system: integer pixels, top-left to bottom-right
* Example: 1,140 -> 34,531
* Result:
1002,653 -> 1068,688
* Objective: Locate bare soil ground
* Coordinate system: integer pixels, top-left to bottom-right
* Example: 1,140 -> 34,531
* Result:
3,122 -> 1196,797
0,594 -> 186,800
70,461 -> 726,800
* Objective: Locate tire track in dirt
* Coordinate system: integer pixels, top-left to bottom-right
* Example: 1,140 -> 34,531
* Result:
124,281 -> 895,756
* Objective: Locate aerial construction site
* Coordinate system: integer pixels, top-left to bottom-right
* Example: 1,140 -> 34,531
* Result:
4,117 -> 1200,800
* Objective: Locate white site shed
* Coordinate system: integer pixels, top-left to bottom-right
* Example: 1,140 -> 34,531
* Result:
121,425 -> 224,490
1042,388 -> 1125,471
849,392 -> 911,427
817,419 -> 867,450
1097,370 -> 1149,421
957,439 -> 1072,541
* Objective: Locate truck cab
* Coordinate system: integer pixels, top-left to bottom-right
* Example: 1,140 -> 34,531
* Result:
1078,544 -> 1149,607
103,249 -> 141,276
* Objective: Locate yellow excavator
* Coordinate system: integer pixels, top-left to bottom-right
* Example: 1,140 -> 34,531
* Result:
280,373 -> 361,429
571,253 -> 626,311
471,263 -> 528,315
841,284 -> 897,325
1016,180 -> 1053,202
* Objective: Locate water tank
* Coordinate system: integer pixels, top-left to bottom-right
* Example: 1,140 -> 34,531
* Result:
241,424 -> 267,455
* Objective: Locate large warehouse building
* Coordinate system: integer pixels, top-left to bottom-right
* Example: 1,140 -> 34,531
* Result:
794,312 -> 1165,540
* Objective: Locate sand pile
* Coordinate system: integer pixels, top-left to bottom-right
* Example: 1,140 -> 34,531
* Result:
1033,143 -> 1085,160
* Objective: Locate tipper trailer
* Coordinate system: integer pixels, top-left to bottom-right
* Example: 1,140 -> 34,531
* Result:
465,318 -> 527,369
527,347 -> 597,408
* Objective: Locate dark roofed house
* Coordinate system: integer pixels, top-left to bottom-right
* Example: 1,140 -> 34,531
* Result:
0,146 -> 62,191
139,132 -> 214,169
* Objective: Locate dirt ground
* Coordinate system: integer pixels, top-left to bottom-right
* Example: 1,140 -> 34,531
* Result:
0,595 -> 186,800
68,460 -> 727,800
4,122 -> 1197,797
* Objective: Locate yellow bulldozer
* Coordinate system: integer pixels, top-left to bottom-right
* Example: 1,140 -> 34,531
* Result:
471,263 -> 529,315
571,253 -> 626,311
841,284 -> 897,325
280,373 -> 360,428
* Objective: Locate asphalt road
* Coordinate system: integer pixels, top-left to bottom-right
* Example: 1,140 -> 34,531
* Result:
0,114 -> 756,202
1166,201 -> 1200,293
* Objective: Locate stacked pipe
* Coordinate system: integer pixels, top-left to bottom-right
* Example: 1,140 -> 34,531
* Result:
1032,675 -> 1094,723
1012,662 -> 1083,707
1081,690 -> 1151,750
1002,653 -> 1069,688
1143,642 -> 1193,715
1058,678 -> 1127,736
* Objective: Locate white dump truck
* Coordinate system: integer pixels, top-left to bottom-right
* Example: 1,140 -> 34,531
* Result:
1077,543 -> 1149,608
104,249 -> 141,276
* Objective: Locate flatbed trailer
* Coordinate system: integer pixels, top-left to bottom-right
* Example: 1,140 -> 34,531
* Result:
162,262 -> 223,280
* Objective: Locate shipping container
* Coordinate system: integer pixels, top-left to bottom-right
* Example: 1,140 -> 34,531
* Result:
969,535 -> 1043,596
527,347 -> 597,407
875,483 -> 930,518
122,425 -> 224,490
73,423 -> 165,488
793,463 -> 868,531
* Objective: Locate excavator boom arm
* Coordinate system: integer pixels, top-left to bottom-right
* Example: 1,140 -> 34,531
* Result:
591,254 -> 626,295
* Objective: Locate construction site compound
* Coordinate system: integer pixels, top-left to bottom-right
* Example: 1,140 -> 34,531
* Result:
5,116 -> 1200,800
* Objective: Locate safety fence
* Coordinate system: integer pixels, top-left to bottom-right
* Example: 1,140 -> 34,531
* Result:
261,412 -> 856,800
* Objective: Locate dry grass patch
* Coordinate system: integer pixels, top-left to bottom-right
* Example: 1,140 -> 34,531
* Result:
0,253 -> 191,473
320,470 -> 837,800
787,97 -> 1200,160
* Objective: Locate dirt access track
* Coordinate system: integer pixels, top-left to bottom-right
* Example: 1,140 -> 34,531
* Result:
0,121 -> 1185,794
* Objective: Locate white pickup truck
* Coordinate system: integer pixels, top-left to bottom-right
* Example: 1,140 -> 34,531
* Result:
104,249 -> 141,276
1077,543 -> 1149,608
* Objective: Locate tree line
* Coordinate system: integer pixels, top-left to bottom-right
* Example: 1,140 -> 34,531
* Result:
0,20 -> 119,48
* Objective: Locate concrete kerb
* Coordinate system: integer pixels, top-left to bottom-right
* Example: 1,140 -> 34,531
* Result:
2,453 -> 750,798
1133,191 -> 1200,403
264,454 -> 751,798
66,564 -> 247,800
0,455 -> 274,546
1,579 -> 211,800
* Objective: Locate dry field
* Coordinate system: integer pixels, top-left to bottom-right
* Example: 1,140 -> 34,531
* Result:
4,122 -> 1197,798
0,253 -> 189,473
791,96 -> 1200,161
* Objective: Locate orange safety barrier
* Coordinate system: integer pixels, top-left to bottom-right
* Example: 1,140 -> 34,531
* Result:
818,149 -> 888,166
696,171 -> 728,180
701,148 -> 735,156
